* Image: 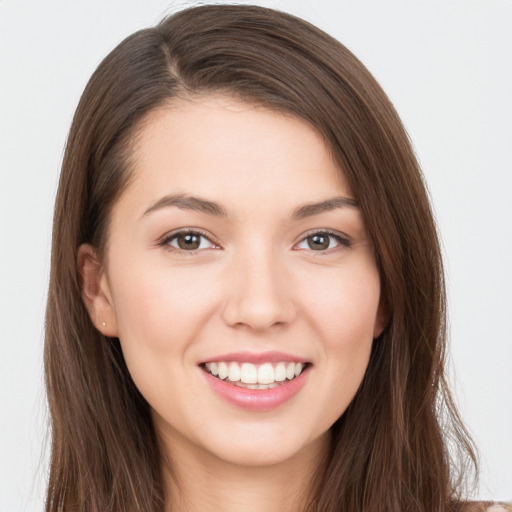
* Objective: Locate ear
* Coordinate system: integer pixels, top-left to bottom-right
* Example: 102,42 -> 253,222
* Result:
373,296 -> 390,339
77,244 -> 118,337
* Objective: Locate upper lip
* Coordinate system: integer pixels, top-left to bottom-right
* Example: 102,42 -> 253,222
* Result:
200,351 -> 310,364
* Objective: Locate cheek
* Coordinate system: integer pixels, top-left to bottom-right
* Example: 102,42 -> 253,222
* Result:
298,260 -> 380,415
107,261 -> 223,407
107,261 -> 223,410
300,261 -> 381,347
110,260 -> 220,348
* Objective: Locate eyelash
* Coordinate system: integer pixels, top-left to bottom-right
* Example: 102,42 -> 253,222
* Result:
296,229 -> 351,253
158,229 -> 351,255
158,229 -> 218,255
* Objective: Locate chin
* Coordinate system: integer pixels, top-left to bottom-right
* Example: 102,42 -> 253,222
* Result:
191,418 -> 332,469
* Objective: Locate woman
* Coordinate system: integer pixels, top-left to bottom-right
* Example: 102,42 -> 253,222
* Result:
44,4 -> 509,511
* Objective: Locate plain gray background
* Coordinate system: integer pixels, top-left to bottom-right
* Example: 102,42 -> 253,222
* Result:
1,1 -> 511,510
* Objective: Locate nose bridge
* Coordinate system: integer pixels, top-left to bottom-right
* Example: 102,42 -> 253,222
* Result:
222,240 -> 295,330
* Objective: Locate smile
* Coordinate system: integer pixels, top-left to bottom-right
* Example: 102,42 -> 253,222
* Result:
200,356 -> 311,410
203,361 -> 306,389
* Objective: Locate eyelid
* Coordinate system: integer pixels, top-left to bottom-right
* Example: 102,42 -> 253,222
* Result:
156,227 -> 351,254
294,229 -> 351,252
158,228 -> 220,253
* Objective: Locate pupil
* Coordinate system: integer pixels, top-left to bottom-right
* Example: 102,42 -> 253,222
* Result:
178,234 -> 200,250
309,234 -> 329,250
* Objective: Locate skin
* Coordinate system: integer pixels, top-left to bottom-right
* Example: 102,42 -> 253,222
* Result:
79,95 -> 386,512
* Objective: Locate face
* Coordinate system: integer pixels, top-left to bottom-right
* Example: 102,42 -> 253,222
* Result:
81,96 -> 385,469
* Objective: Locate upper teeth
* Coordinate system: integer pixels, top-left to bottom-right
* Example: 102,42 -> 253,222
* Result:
204,361 -> 305,384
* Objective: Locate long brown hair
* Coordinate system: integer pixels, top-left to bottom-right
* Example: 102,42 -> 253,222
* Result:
45,5 -> 477,511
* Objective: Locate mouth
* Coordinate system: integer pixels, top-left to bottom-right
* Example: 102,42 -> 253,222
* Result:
200,361 -> 310,389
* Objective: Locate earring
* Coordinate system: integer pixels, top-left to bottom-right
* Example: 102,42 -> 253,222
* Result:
101,321 -> 107,327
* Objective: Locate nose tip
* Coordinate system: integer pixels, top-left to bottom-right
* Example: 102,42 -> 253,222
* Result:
223,296 -> 292,331
221,257 -> 296,331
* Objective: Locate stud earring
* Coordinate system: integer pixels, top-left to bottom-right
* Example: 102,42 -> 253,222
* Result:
101,321 -> 107,327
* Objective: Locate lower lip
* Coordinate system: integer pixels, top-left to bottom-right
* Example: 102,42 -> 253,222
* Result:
201,367 -> 310,411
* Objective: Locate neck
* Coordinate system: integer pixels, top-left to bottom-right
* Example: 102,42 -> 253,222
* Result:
160,430 -> 331,512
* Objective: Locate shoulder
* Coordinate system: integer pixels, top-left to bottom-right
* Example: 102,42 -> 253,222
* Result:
478,503 -> 512,512
458,502 -> 512,512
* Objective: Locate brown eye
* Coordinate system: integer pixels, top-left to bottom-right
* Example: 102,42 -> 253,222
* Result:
177,233 -> 201,250
296,231 -> 350,252
307,234 -> 330,250
164,231 -> 214,252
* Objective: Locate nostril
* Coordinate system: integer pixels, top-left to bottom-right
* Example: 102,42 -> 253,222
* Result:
221,299 -> 296,331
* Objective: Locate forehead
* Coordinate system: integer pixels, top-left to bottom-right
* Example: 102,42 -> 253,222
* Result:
120,95 -> 352,219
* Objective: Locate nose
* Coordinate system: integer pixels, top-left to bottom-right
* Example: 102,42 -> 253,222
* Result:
221,246 -> 296,331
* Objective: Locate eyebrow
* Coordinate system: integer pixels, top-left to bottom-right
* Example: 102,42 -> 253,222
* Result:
142,193 -> 358,220
291,196 -> 359,220
142,194 -> 228,218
